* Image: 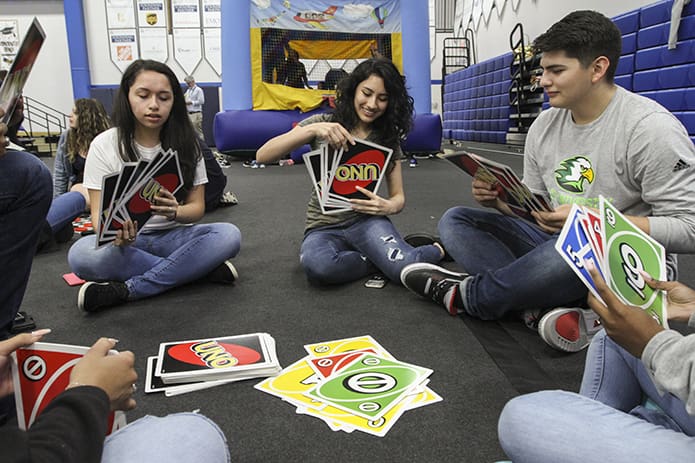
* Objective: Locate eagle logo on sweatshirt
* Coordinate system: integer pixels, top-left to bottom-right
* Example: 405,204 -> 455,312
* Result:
555,156 -> 594,193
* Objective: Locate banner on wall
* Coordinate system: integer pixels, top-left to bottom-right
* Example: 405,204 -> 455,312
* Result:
173,28 -> 202,75
0,19 -> 19,72
251,0 -> 401,34
481,0 -> 494,24
172,0 -> 201,28
136,0 -> 166,27
202,0 -> 221,28
106,0 -> 136,28
109,29 -> 138,72
511,0 -> 521,11
203,28 -> 221,75
139,27 -> 168,62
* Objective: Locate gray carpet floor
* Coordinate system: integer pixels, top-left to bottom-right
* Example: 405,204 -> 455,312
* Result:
20,143 -> 695,462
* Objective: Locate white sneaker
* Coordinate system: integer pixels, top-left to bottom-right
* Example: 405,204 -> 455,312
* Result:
538,307 -> 602,352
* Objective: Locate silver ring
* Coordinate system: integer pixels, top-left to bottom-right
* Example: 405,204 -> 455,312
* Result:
132,383 -> 137,392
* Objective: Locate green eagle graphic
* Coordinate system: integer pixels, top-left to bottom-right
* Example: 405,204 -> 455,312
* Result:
555,156 -> 594,193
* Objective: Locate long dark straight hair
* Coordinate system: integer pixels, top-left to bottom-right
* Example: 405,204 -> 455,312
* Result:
332,58 -> 414,149
112,59 -> 200,191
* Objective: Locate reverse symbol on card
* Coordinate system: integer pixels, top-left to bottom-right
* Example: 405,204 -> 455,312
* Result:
23,355 -> 46,381
345,372 -> 396,394
313,345 -> 329,354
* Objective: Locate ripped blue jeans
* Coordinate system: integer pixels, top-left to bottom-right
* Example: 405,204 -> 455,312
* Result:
299,216 -> 442,285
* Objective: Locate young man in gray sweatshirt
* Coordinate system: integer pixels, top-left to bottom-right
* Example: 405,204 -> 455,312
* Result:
401,10 -> 695,352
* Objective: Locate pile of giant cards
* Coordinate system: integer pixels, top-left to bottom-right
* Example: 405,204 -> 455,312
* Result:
96,148 -> 184,248
556,196 -> 668,327
11,342 -> 126,434
146,333 -> 281,397
255,335 -> 442,437
444,151 -> 552,223
303,139 -> 392,214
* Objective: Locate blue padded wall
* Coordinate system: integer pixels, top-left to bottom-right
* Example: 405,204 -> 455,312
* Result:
442,53 -> 512,144
442,0 -> 695,145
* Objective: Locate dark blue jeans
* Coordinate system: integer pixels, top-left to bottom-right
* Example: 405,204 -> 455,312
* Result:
438,206 -> 587,319
0,151 -> 52,337
300,216 -> 442,285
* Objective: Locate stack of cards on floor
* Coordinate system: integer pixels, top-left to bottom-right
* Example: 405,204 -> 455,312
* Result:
11,342 -> 126,434
443,151 -> 552,222
303,139 -> 392,214
146,333 -> 281,397
96,148 -> 184,248
255,335 -> 441,437
555,195 -> 668,327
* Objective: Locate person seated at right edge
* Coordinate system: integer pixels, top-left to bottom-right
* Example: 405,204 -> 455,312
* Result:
400,10 -> 695,352
498,262 -> 695,462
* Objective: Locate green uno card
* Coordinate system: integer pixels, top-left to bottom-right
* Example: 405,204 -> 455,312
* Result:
304,353 -> 432,421
600,196 -> 668,328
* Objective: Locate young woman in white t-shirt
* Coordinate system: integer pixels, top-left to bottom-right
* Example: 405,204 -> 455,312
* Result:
68,59 -> 241,312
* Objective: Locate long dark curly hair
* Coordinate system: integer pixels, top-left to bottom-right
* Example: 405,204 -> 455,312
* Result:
332,58 -> 414,149
112,59 -> 200,192
66,98 -> 110,162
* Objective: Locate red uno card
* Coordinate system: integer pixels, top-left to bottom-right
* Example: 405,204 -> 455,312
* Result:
11,342 -> 126,434
62,273 -> 85,286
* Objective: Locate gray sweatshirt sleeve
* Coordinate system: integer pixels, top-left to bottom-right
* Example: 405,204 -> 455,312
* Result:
641,328 -> 695,414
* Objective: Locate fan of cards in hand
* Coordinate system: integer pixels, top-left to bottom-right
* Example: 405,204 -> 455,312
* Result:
303,139 -> 393,215
555,196 -> 668,327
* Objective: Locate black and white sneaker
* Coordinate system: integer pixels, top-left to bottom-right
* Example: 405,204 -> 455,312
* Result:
207,260 -> 238,284
400,263 -> 468,316
403,233 -> 452,261
77,281 -> 129,313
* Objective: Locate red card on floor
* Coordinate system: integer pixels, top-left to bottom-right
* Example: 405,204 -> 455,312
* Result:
62,273 -> 85,286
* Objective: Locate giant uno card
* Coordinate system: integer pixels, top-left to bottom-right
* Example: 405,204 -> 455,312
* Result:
11,342 -> 126,434
326,139 -> 392,202
156,333 -> 278,384
600,196 -> 668,327
304,353 -> 432,421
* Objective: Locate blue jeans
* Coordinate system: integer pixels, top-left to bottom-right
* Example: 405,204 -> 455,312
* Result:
68,223 -> 241,299
300,216 -> 442,284
438,206 -> 587,319
498,331 -> 695,462
46,191 -> 85,233
101,412 -> 230,462
0,151 -> 52,337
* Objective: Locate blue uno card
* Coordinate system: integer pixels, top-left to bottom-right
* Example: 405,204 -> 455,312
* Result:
555,204 -> 606,304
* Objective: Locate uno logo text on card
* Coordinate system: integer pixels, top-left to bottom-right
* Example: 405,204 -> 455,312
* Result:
168,341 -> 261,369
332,150 -> 385,195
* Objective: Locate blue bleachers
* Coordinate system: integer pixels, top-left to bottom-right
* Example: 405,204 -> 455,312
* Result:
442,0 -> 695,143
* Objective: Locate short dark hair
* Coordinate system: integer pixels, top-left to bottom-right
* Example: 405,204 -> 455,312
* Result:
533,10 -> 622,82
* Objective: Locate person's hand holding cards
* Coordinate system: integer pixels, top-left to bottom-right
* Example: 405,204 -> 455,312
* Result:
350,185 -> 398,215
0,329 -> 51,397
114,219 -> 138,247
151,187 -> 179,221
68,337 -> 138,411
585,260 -> 664,358
532,203 -> 572,234
471,177 -> 500,208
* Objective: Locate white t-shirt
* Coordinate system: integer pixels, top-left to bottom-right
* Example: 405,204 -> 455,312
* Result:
84,127 -> 207,231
